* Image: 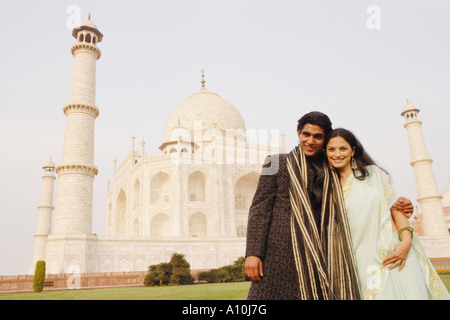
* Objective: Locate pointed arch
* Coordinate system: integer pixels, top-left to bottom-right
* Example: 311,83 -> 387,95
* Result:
234,171 -> 259,237
150,172 -> 171,204
133,218 -> 140,236
150,213 -> 171,237
115,189 -> 126,236
188,171 -> 206,202
189,212 -> 207,237
133,179 -> 141,209
107,203 -> 112,227
234,171 -> 259,209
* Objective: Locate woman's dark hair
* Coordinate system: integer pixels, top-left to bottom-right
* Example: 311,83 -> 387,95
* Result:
327,128 -> 384,180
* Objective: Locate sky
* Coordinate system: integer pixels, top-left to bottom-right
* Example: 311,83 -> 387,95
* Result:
1,0 -> 449,276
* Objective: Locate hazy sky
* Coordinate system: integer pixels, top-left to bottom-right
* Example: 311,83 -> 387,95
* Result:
1,0 -> 449,276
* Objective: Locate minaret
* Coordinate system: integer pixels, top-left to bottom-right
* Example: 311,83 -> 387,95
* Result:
401,102 -> 449,238
141,138 -> 146,157
53,17 -> 103,235
29,159 -> 56,274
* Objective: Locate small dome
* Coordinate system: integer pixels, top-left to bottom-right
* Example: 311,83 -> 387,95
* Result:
403,103 -> 418,112
72,16 -> 103,42
43,159 -> 55,169
80,19 -> 98,30
401,102 -> 420,116
164,86 -> 246,142
442,179 -> 450,207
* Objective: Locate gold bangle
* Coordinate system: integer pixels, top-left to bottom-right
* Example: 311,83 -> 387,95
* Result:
398,227 -> 414,241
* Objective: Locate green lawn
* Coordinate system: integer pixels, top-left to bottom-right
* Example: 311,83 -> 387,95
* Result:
1,275 -> 449,300
0,281 -> 251,300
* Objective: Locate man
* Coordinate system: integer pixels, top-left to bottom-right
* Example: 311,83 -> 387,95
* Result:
245,111 -> 413,300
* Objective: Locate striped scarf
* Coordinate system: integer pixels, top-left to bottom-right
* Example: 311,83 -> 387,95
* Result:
287,146 -> 361,300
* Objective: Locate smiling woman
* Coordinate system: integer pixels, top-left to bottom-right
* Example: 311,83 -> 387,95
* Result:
325,128 -> 450,300
326,135 -> 355,185
327,128 -> 380,182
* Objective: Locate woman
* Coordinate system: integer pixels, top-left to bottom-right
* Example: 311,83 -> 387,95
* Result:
326,128 -> 449,300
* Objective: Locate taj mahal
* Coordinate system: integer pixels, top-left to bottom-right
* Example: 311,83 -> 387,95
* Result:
29,18 -> 450,275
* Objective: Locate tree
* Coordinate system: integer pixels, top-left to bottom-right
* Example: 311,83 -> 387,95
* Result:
33,260 -> 46,293
144,262 -> 171,286
169,253 -> 194,285
144,253 -> 194,286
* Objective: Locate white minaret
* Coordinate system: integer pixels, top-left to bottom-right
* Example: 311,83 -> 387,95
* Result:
401,103 -> 449,238
53,17 -> 103,235
29,160 -> 56,274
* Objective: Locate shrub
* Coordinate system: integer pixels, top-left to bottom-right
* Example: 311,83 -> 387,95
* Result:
144,262 -> 171,286
198,270 -> 215,283
144,253 -> 194,286
214,269 -> 230,283
169,253 -> 194,285
197,257 -> 248,283
198,268 -> 229,283
144,271 -> 158,287
33,260 -> 46,293
221,264 -> 246,282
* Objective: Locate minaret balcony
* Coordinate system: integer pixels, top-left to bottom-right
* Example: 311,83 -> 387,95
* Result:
63,103 -> 99,118
417,195 -> 444,203
410,158 -> 433,166
71,42 -> 101,59
403,119 -> 422,128
56,164 -> 98,177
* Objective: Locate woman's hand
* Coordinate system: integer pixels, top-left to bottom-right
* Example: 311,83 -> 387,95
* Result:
392,197 -> 414,218
381,238 -> 412,271
245,256 -> 263,282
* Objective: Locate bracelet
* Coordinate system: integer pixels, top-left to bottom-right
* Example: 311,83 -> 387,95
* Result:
398,226 -> 414,241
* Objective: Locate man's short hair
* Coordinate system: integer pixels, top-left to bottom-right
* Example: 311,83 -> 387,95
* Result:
297,111 -> 333,137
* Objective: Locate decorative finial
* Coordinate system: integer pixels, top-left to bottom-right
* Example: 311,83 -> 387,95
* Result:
201,69 -> 206,88
88,13 -> 91,20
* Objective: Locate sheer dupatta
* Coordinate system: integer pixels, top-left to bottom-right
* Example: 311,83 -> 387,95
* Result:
286,146 -> 361,300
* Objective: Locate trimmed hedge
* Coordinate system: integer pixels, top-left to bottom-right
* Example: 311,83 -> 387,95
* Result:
33,260 -> 46,293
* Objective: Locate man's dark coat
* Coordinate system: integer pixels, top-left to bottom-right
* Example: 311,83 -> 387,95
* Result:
245,154 -> 301,300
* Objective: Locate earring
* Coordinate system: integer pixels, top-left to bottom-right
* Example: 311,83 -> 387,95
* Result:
351,157 -> 357,170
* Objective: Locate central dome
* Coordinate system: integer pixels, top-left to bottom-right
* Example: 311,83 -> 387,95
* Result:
164,84 -> 246,142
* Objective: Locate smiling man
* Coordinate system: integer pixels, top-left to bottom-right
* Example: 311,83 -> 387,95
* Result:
298,123 -> 326,157
244,111 -> 413,300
